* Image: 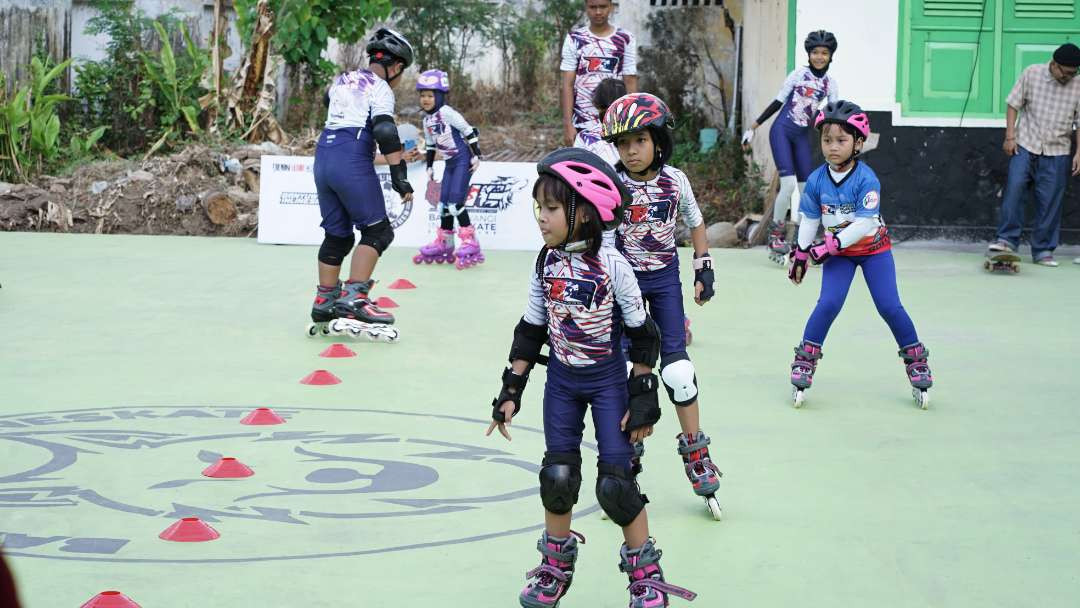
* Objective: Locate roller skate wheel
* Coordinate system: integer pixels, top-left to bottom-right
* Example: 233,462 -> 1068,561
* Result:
792,387 -> 806,408
448,254 -> 457,263
705,495 -> 723,521
913,388 -> 930,410
412,255 -> 423,264
306,322 -> 320,338
424,258 -> 434,264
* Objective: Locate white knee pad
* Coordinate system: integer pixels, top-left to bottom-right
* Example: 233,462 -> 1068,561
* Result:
661,359 -> 698,406
773,175 -> 798,223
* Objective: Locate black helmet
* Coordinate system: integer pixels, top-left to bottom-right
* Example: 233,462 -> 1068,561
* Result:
366,27 -> 414,68
813,100 -> 869,139
804,30 -> 837,54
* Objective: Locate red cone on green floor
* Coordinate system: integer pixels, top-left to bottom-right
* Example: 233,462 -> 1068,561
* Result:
300,369 -> 341,385
158,517 -> 220,542
319,343 -> 356,358
375,296 -> 398,308
202,457 -> 254,478
240,407 -> 286,425
80,591 -> 142,608
388,278 -> 416,289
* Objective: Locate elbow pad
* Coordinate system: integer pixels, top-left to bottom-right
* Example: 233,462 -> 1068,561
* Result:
509,318 -> 549,365
625,315 -> 661,367
425,148 -> 436,168
372,115 -> 402,154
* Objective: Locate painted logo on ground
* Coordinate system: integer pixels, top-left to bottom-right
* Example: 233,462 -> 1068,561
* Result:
0,406 -> 599,563
379,174 -> 414,229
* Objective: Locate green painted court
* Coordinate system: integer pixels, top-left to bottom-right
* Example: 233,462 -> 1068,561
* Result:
2,232 -> 1078,607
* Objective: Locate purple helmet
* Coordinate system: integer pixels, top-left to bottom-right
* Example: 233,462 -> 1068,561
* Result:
416,69 -> 450,92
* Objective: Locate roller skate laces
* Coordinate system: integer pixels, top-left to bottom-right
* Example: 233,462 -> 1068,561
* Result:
619,539 -> 696,607
520,530 -> 585,608
676,432 -> 721,496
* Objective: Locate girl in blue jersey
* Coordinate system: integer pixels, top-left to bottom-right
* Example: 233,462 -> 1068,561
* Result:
413,69 -> 485,269
600,93 -> 722,520
308,28 -> 414,340
486,148 -> 695,608
744,30 -> 839,263
787,100 -> 934,409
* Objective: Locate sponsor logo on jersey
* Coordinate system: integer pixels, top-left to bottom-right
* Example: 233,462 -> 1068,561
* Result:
626,200 -> 672,224
862,190 -> 879,210
544,277 -> 598,308
584,56 -> 620,73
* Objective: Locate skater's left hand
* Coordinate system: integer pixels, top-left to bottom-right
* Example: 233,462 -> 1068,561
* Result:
470,155 -> 481,173
693,253 -> 714,306
485,402 -> 515,441
1072,153 -> 1080,176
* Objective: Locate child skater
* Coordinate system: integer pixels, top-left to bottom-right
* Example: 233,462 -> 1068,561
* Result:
600,92 -> 722,520
787,100 -> 934,409
575,77 -> 626,167
743,30 -> 839,264
413,69 -> 485,269
486,148 -> 696,608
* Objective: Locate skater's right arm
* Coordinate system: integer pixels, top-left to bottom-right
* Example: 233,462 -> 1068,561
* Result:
560,34 -> 579,146
487,271 -> 550,440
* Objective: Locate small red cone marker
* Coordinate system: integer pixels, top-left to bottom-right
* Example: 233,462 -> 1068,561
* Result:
319,343 -> 356,358
300,369 -> 341,385
158,517 -> 220,542
80,591 -> 142,608
202,457 -> 254,478
375,296 -> 398,308
240,407 -> 286,425
388,279 -> 416,289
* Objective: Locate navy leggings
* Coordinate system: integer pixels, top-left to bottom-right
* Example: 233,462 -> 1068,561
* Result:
313,127 -> 386,236
769,118 -> 814,181
635,263 -> 688,361
802,250 -> 920,347
543,357 -> 634,472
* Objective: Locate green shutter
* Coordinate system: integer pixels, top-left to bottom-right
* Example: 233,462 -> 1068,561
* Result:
1014,1 -> 1075,20
924,1 -> 987,18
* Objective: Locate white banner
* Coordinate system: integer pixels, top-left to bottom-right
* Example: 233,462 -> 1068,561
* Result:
257,155 -> 544,250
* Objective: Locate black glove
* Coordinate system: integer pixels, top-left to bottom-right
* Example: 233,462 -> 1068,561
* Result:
389,160 -> 413,196
491,367 -> 528,422
693,253 -> 714,302
625,373 -> 661,432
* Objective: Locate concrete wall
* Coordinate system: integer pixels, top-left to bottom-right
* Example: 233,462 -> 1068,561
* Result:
740,0 -> 789,180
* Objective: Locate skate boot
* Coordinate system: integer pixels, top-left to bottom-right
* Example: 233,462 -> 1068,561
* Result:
455,225 -> 485,269
767,220 -> 790,265
790,340 -> 822,408
676,431 -> 722,520
305,281 -> 342,337
412,228 -> 455,265
519,530 -> 585,608
899,342 -> 933,409
619,539 -> 697,607
325,279 -> 400,343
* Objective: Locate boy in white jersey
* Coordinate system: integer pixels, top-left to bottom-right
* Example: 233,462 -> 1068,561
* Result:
601,92 -> 723,520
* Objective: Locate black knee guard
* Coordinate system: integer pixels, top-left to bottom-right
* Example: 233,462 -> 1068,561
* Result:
539,452 -> 582,515
358,219 -> 394,255
595,462 -> 648,526
318,232 -> 355,266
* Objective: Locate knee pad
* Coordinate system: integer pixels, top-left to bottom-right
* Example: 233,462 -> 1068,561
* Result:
318,232 -> 355,266
539,452 -> 582,515
358,219 -> 394,255
660,353 -> 698,406
595,462 -> 648,526
446,203 -> 465,217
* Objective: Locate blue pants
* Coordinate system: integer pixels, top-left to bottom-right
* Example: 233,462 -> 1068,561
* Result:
440,152 -> 472,205
544,357 -> 634,471
996,146 -> 1070,260
769,118 -> 813,181
802,250 -> 919,348
635,263 -> 688,363
313,127 -> 386,236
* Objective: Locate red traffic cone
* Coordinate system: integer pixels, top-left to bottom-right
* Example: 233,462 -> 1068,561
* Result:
375,296 -> 398,308
80,591 -> 142,608
300,369 -> 341,385
388,278 -> 416,289
202,457 -> 254,478
240,407 -> 286,425
319,343 -> 356,358
158,517 -> 220,542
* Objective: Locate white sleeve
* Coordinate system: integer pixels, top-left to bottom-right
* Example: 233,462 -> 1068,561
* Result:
442,106 -> 474,136
523,268 -> 548,326
609,252 -> 646,328
836,217 -> 877,249
560,34 -> 578,72
827,75 -> 839,104
775,69 -> 800,104
677,171 -> 704,229
369,79 -> 396,118
423,120 -> 435,147
798,217 -> 821,250
621,32 -> 638,76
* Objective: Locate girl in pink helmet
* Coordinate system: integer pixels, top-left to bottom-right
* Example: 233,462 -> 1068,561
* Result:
487,148 -> 696,608
787,100 -> 933,409
413,69 -> 485,269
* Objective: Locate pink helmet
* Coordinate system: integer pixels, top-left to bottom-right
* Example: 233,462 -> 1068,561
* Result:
416,69 -> 450,92
537,148 -> 630,226
814,100 -> 870,139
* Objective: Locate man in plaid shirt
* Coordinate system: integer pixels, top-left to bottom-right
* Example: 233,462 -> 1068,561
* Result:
990,42 -> 1080,266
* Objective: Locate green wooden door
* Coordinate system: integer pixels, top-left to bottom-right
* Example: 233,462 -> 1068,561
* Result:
1000,1 -> 1080,111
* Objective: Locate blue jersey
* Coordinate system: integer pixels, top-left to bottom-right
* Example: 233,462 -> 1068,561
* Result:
799,160 -> 891,256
